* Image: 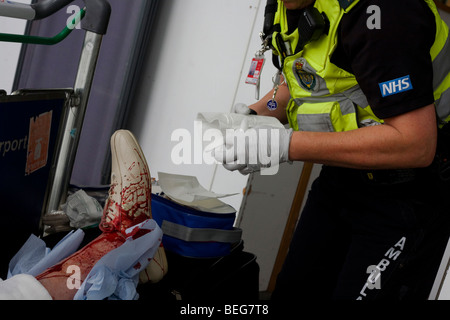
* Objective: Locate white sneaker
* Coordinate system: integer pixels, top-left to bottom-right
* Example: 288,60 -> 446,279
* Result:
100,130 -> 168,282
100,130 -> 152,234
139,244 -> 168,284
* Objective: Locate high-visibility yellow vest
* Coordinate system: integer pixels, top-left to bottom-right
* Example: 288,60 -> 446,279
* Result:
271,0 -> 450,131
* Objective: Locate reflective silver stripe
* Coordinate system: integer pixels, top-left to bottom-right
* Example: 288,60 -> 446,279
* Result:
293,93 -> 345,105
436,87 -> 450,122
342,85 -> 369,108
311,76 -> 331,97
433,35 -> 450,91
340,98 -> 357,116
294,87 -> 361,132
294,98 -> 354,113
161,220 -> 242,243
433,34 -> 450,124
296,99 -> 356,132
297,113 -> 334,132
293,85 -> 367,110
294,96 -> 334,104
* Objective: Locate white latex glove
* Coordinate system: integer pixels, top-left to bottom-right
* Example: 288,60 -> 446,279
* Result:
232,103 -> 257,115
214,119 -> 293,175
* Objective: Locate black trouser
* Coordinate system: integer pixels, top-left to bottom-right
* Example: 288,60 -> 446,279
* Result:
271,165 -> 450,302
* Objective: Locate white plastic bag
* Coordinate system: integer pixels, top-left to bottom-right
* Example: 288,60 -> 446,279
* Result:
62,190 -> 103,229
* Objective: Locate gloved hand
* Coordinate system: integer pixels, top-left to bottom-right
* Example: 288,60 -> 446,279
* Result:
232,103 -> 257,115
214,120 -> 293,175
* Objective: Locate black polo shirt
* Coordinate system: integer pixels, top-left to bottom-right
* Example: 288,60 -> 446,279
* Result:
286,0 -> 437,119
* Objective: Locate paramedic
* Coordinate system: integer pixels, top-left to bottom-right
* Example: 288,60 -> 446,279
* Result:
219,0 -> 450,300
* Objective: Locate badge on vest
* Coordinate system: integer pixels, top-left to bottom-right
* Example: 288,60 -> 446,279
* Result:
379,75 -> 413,98
295,60 -> 317,91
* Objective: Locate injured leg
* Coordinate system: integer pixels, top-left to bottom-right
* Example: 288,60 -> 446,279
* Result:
36,130 -> 167,300
36,232 -> 125,300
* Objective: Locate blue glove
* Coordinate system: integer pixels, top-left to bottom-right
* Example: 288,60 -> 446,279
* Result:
73,219 -> 162,300
214,121 -> 293,175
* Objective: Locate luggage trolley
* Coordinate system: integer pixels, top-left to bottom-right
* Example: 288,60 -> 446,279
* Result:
0,0 -> 111,275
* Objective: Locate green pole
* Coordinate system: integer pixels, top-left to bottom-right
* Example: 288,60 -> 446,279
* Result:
0,8 -> 86,45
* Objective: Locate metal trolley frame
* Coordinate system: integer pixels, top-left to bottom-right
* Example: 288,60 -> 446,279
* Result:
0,0 -> 111,232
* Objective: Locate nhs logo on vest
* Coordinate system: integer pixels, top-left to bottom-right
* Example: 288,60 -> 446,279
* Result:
379,75 -> 413,98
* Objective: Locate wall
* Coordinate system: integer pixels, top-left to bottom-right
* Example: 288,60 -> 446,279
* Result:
127,0 -> 278,213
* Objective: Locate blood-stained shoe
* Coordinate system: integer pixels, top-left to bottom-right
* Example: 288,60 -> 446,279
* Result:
140,244 -> 168,284
100,130 -> 167,283
36,130 -> 167,299
100,130 -> 152,235
100,130 -> 168,283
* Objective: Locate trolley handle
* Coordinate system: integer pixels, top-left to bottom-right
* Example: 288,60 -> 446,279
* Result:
33,0 -> 75,20
80,0 -> 111,35
0,0 -> 110,35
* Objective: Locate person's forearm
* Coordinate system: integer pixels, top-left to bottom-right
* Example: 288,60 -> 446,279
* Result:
288,104 -> 437,170
248,83 -> 290,124
248,84 -> 437,170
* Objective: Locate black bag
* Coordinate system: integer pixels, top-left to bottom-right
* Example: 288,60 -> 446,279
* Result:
137,241 -> 260,302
